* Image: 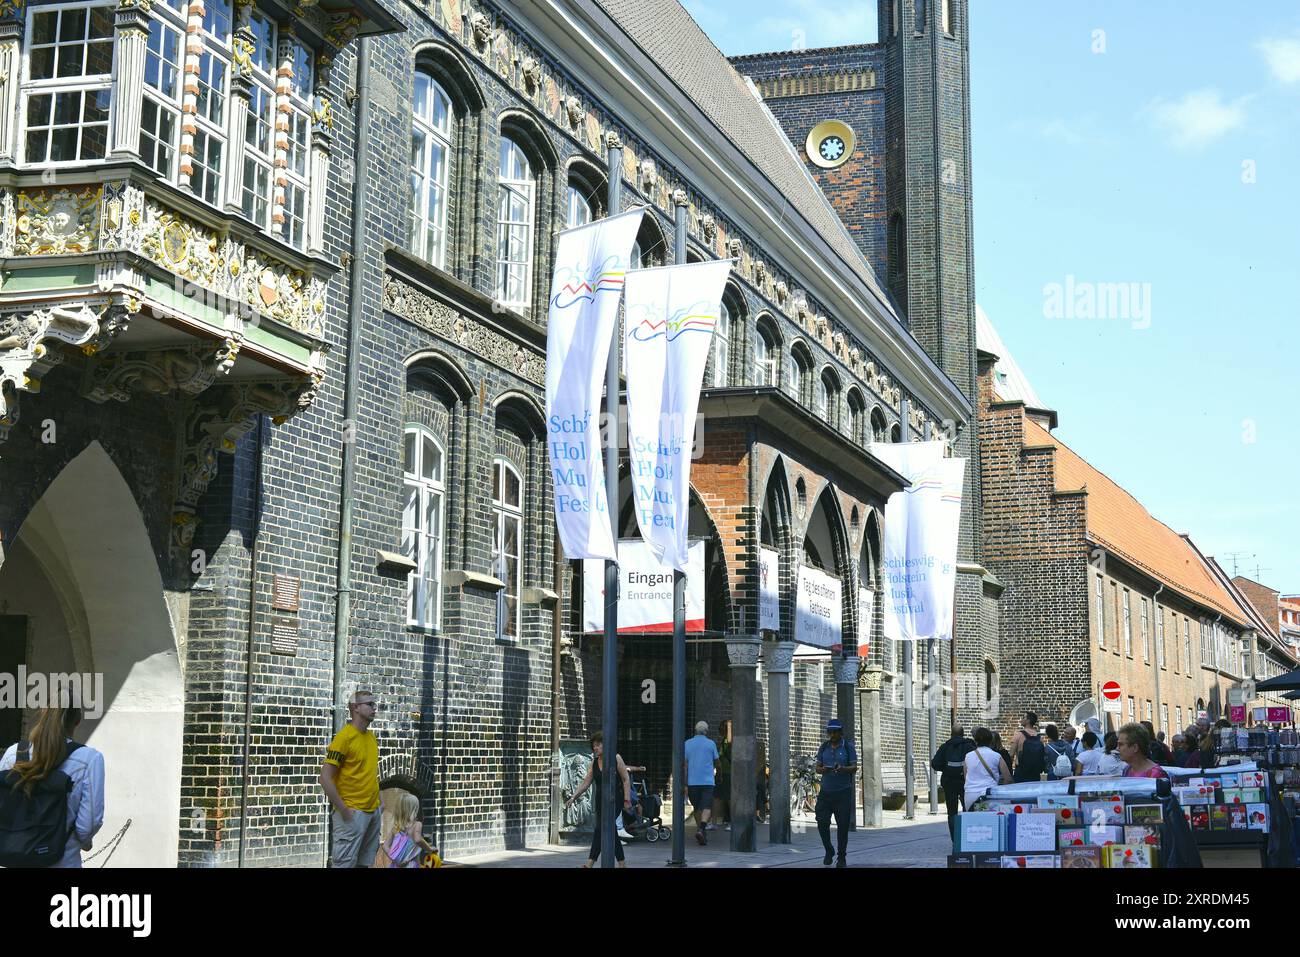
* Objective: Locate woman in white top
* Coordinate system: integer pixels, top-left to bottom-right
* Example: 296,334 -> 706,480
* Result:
963,727 -> 1012,808
0,706 -> 105,867
1073,730 -> 1105,774
1094,730 -> 1128,777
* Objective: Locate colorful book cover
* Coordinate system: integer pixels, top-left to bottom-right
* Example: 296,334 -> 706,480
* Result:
1188,808 -> 1210,830
1188,777 -> 1208,788
1238,788 -> 1263,804
1240,771 -> 1266,788
1080,800 -> 1124,827
1227,805 -> 1248,830
1008,811 -> 1056,852
1038,794 -> 1081,824
974,851 -> 1004,868
1210,805 -> 1230,830
1060,846 -> 1103,869
1246,804 -> 1269,832
1123,824 -> 1160,846
1001,853 -> 1059,868
1058,827 -> 1085,848
1217,773 -> 1240,789
957,812 -> 1004,852
1105,844 -> 1155,868
1221,788 -> 1243,805
1125,803 -> 1164,824
1175,785 -> 1212,805
1083,825 -> 1124,846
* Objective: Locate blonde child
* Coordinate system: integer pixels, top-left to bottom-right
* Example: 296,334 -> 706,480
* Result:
381,792 -> 437,868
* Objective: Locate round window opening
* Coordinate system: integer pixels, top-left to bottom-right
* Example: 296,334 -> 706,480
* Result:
806,120 -> 856,170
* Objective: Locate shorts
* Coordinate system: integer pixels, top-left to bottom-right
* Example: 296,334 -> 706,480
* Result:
687,785 -> 714,810
331,807 -> 383,868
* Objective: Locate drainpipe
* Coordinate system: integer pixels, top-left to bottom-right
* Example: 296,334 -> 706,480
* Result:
333,37 -> 372,733
1151,583 -> 1164,741
1210,612 -> 1223,719
549,535 -> 562,844
238,415 -> 266,868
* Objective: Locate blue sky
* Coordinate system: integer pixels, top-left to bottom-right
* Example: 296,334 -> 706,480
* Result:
683,0 -> 1300,593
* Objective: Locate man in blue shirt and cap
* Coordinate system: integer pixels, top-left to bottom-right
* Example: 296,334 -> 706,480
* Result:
815,717 -> 857,867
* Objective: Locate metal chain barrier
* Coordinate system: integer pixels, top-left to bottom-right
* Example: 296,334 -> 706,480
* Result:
82,818 -> 132,868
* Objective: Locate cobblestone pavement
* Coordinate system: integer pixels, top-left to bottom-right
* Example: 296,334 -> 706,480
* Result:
448,806 -> 954,868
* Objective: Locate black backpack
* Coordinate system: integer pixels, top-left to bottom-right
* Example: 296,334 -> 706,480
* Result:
0,741 -> 83,867
1014,733 -> 1046,782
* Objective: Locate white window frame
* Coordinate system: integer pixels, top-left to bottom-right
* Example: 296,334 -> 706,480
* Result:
1096,575 -> 1105,649
565,182 -> 592,228
1183,619 -> 1191,672
1140,598 -> 1149,662
712,300 -> 731,387
187,0 -> 233,207
815,370 -> 831,421
20,1 -> 115,166
411,72 -> 453,267
493,456 -> 524,641
495,136 -> 535,309
754,325 -> 776,387
790,351 -> 806,403
402,426 -> 445,630
1126,696 -> 1134,721
279,36 -> 312,250
1176,705 -> 1182,730
239,10 -> 278,231
1157,607 -> 1165,668
1122,590 -> 1132,657
140,7 -> 184,178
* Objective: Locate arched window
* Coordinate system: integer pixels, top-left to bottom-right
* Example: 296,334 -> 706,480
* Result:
496,136 -> 535,308
847,389 -> 865,443
889,423 -> 902,443
403,426 -> 445,628
493,456 -> 523,640
565,162 -> 604,229
566,184 -> 592,227
753,321 -> 777,387
870,407 -> 888,443
790,343 -> 812,405
411,72 -> 453,267
816,368 -> 838,425
712,300 -> 731,387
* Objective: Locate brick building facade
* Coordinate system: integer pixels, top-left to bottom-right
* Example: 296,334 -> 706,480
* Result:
0,0 -> 990,865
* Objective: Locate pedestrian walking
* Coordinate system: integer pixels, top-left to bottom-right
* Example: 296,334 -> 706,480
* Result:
1009,712 -> 1045,782
930,725 -> 974,846
814,718 -> 857,867
320,689 -> 383,868
1073,731 -> 1103,775
0,706 -> 104,868
989,731 -> 1013,775
682,720 -> 719,845
378,791 -> 437,868
565,731 -> 632,867
1141,720 -> 1172,765
1061,724 -> 1079,758
962,727 -> 1011,809
1043,724 -> 1073,780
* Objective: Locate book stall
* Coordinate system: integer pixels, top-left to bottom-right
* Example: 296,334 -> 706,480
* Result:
1208,724 -> 1300,867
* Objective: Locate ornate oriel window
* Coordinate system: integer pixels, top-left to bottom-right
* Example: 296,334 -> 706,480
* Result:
403,427 -> 445,629
495,136 -> 535,308
493,457 -> 523,640
17,0 -> 319,250
411,72 -> 453,267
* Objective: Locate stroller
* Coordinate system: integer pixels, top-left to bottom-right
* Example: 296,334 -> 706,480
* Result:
619,771 -> 671,843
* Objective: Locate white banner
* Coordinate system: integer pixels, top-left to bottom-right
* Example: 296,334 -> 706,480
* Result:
868,441 -> 965,642
582,539 -> 705,633
622,260 -> 733,571
859,586 -> 875,647
796,565 -> 842,649
545,209 -> 644,560
759,546 -> 780,632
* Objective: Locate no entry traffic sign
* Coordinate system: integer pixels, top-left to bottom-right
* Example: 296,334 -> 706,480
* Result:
1101,680 -> 1122,713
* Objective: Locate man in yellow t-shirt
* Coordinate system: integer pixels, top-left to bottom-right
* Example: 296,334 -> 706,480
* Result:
319,689 -> 382,867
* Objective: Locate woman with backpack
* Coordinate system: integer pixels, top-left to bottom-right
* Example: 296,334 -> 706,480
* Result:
1010,712 -> 1046,783
0,707 -> 104,868
1043,724 -> 1074,780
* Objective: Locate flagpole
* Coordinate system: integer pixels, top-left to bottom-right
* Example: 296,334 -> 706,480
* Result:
668,191 -> 689,867
601,134 -> 623,867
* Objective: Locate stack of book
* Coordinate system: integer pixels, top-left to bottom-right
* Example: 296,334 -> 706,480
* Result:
1177,772 -> 1271,834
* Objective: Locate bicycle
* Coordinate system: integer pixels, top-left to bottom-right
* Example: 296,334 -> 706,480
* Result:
791,756 -> 820,815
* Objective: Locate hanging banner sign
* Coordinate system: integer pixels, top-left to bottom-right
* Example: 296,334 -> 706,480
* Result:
859,587 -> 875,658
622,260 -> 733,571
544,209 -> 644,561
868,441 -> 966,642
1266,706 -> 1292,724
759,546 -> 780,633
582,539 -> 705,633
796,565 -> 842,649
1229,705 -> 1246,725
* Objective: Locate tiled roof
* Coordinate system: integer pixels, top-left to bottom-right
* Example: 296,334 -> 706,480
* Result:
1022,417 -> 1248,626
593,0 -> 895,313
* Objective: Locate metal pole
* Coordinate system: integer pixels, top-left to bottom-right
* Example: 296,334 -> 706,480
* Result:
903,641 -> 914,819
601,137 -> 623,867
927,637 -> 937,814
669,193 -> 688,866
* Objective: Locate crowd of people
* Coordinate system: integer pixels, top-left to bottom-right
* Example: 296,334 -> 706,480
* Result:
931,709 -> 1233,846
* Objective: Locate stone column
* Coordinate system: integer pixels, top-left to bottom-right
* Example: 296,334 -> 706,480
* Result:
726,635 -> 761,852
835,651 -> 859,828
109,0 -> 152,160
223,6 -> 256,215
764,637 -> 795,843
858,665 -> 883,827
306,52 -> 333,254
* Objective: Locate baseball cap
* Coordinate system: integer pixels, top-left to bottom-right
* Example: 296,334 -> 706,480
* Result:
826,718 -> 844,732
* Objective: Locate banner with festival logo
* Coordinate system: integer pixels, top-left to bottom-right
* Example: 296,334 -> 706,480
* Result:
622,260 -> 733,571
544,209 -> 643,560
759,546 -> 780,633
868,441 -> 966,642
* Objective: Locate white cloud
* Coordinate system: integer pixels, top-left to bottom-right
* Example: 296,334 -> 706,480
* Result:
1257,35 -> 1300,84
1144,89 -> 1249,149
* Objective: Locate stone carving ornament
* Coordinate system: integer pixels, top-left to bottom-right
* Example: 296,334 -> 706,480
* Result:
14,186 -> 101,256
520,55 -> 541,92
469,11 -> 493,51
564,95 -> 582,130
